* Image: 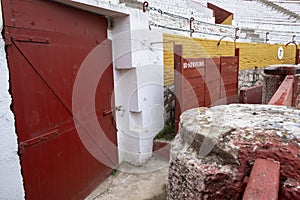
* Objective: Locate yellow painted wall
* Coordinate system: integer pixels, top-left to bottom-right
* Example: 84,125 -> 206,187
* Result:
164,34 -> 296,85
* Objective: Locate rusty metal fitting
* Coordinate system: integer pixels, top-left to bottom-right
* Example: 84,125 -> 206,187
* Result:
143,1 -> 149,12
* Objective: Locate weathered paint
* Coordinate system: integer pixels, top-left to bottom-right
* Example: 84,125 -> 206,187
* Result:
168,104 -> 300,199
268,75 -> 294,106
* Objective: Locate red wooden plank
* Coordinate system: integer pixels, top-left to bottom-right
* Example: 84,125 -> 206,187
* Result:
292,74 -> 299,106
206,79 -> 220,89
183,68 -> 205,79
206,73 -> 221,83
220,56 -> 238,86
205,88 -> 220,99
221,65 -> 238,74
205,89 -> 220,99
182,100 -> 204,111
221,56 -> 238,64
205,93 -> 221,107
205,58 -> 221,106
224,94 -> 238,104
206,58 -> 221,72
183,84 -> 205,98
240,85 -> 263,104
7,0 -> 107,38
243,158 -> 280,200
268,75 -> 294,106
206,57 -> 220,66
174,44 -> 183,133
296,49 -> 300,64
224,83 -> 237,91
182,92 -> 205,105
221,85 -> 238,104
223,90 -> 238,97
185,76 -> 205,87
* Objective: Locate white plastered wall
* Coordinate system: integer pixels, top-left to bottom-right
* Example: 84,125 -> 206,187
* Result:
0,2 -> 25,199
110,11 -> 164,165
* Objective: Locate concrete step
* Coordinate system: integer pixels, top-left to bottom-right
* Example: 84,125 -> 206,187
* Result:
246,33 -> 261,38
250,37 -> 265,43
256,0 -> 300,20
119,0 -> 143,10
240,28 -> 256,34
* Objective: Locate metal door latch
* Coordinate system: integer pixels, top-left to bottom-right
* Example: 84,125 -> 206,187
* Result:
103,105 -> 122,116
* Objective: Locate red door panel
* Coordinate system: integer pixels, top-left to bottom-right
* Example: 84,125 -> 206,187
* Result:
2,0 -> 117,199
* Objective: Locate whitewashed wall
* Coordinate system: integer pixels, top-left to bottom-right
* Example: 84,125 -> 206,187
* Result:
0,3 -> 25,199
110,11 -> 164,165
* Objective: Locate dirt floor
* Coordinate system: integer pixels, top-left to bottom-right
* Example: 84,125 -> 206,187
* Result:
85,155 -> 169,200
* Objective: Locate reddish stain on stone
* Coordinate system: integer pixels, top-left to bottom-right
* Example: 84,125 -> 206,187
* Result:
234,130 -> 300,199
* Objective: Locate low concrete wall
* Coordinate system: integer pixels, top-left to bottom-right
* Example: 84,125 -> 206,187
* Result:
168,104 -> 300,200
268,75 -> 294,106
262,73 -> 284,104
262,64 -> 300,104
239,68 -> 264,88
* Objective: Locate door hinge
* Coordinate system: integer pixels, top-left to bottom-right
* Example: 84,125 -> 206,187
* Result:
11,34 -> 49,44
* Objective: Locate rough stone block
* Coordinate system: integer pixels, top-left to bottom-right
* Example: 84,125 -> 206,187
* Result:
167,104 -> 300,200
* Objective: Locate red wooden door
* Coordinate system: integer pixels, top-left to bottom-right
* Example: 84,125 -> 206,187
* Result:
2,0 -> 117,199
174,44 -> 239,132
220,56 -> 239,104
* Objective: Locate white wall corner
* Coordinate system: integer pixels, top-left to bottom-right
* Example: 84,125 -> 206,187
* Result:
111,10 -> 164,165
0,4 -> 25,199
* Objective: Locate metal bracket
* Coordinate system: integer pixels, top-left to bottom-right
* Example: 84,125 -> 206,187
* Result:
265,32 -> 270,43
189,17 -> 195,37
19,129 -> 58,155
103,105 -> 122,116
143,1 -> 149,12
12,35 -> 49,44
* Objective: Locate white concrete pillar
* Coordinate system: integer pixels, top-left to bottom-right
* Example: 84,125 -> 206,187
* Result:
110,11 -> 164,165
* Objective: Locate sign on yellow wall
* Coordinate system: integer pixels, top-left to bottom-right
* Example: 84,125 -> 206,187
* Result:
164,34 -> 296,86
